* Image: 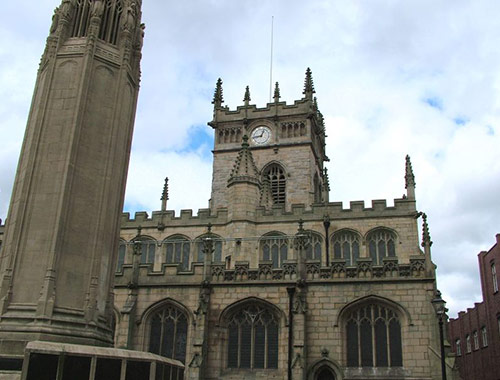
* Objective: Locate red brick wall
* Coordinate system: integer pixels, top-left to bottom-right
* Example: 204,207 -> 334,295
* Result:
448,234 -> 500,380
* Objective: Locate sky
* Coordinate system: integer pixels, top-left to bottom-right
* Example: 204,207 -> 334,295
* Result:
0,0 -> 499,318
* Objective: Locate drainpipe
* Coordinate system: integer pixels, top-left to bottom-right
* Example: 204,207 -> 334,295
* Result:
323,215 -> 330,266
286,286 -> 295,380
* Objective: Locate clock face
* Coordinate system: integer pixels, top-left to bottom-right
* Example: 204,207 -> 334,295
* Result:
251,126 -> 271,145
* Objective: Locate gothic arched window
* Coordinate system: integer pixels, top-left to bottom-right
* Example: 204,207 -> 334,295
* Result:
367,229 -> 396,265
133,238 -> 156,265
148,304 -> 188,363
345,304 -> 403,368
196,235 -> 223,263
332,230 -> 360,266
116,240 -> 126,271
261,233 -> 288,268
227,304 -> 279,369
164,236 -> 191,271
263,164 -> 286,205
305,232 -> 323,261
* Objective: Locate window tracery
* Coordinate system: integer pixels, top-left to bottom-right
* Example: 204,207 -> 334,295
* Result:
261,233 -> 288,268
148,304 -> 188,363
345,303 -> 403,368
164,236 -> 190,271
196,235 -> 223,263
227,304 -> 279,369
133,238 -> 155,265
367,229 -> 396,265
305,232 -> 322,261
332,230 -> 360,266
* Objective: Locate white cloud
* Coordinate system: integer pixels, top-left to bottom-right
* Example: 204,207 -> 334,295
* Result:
1,0 -> 499,317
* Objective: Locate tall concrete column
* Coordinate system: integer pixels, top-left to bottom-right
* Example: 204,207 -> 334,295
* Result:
0,0 -> 144,358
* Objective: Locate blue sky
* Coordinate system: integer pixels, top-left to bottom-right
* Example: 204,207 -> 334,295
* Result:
1,0 -> 500,318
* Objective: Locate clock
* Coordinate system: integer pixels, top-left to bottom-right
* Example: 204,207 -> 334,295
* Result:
251,126 -> 271,145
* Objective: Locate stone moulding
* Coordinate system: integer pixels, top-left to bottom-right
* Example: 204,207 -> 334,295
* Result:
114,257 -> 428,285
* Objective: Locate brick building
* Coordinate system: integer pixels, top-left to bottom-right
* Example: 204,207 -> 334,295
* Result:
449,234 -> 500,380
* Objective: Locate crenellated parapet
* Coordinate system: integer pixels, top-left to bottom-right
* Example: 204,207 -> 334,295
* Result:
120,196 -> 417,229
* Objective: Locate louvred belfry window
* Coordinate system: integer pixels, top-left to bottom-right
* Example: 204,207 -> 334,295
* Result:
346,304 -> 403,368
149,305 -> 188,363
263,164 -> 286,205
227,304 -> 279,369
72,0 -> 123,45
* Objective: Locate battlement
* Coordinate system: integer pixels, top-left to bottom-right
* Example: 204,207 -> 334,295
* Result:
120,197 -> 416,228
212,98 -> 313,125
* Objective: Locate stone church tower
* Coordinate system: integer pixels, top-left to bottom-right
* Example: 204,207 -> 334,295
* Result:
0,0 -> 144,359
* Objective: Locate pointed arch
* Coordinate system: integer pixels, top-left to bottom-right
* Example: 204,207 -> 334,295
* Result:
219,297 -> 285,370
338,295 -> 409,369
139,298 -> 192,364
305,230 -> 323,261
365,227 -> 398,264
116,238 -> 127,271
130,235 -> 157,264
332,229 -> 361,266
336,295 -> 412,327
261,162 -> 287,205
162,234 -> 191,270
307,358 -> 343,380
194,233 -> 224,263
260,231 -> 289,268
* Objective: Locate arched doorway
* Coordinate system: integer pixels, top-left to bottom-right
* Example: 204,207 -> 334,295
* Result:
316,366 -> 336,380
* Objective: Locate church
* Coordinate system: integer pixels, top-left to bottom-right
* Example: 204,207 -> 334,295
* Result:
0,1 -> 454,379
113,72 -> 447,379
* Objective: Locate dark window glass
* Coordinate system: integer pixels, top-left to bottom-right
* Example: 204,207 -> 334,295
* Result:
164,237 -> 190,270
227,304 -> 279,369
346,304 -> 403,368
346,320 -> 359,367
332,230 -> 361,265
254,324 -> 265,368
95,358 -> 121,380
228,326 -> 239,368
389,319 -> 403,366
305,234 -> 323,261
360,320 -> 373,367
26,353 -> 59,380
117,242 -> 126,271
62,356 -> 91,380
148,305 -> 188,363
197,238 -> 223,263
138,240 -> 156,264
375,320 -> 388,366
367,229 -> 397,264
240,323 -> 252,368
125,361 -> 150,380
261,234 -> 288,268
